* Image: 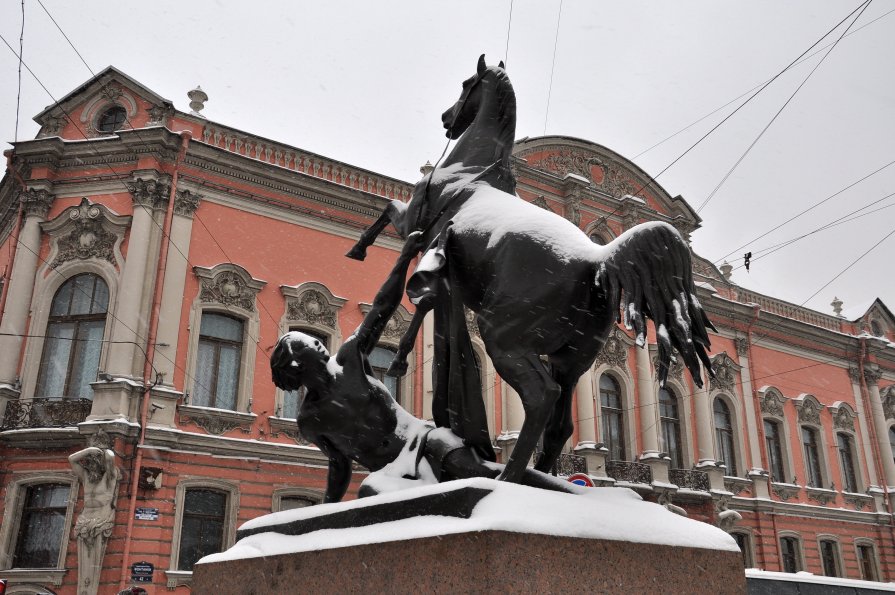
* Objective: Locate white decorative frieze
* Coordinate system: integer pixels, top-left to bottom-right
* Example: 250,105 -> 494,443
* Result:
40,197 -> 131,271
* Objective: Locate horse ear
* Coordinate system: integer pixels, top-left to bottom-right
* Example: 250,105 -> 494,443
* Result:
477,54 -> 486,75
499,60 -> 505,69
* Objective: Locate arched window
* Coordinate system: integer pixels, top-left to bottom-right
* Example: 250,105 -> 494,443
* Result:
97,105 -> 126,133
282,330 -> 329,419
194,312 -> 244,410
764,419 -> 786,482
589,232 -> 607,246
369,345 -> 400,404
659,387 -> 683,469
600,374 -> 625,461
36,273 -> 109,399
837,432 -> 859,493
713,398 -> 737,476
801,426 -> 823,488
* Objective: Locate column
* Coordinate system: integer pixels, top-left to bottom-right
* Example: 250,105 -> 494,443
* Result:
694,384 -> 716,466
736,343 -> 764,472
864,368 -> 895,489
849,371 -> 878,486
0,189 -> 53,384
575,368 -> 596,444
103,180 -> 162,378
636,347 -> 659,456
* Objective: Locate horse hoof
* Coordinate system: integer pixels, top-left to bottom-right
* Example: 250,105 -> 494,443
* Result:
345,246 -> 367,261
386,360 -> 408,377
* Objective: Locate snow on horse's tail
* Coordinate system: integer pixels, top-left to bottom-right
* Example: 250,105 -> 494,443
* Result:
595,221 -> 716,388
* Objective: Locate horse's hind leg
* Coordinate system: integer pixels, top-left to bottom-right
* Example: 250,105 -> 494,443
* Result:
534,367 -> 578,474
490,352 -> 561,483
346,200 -> 408,261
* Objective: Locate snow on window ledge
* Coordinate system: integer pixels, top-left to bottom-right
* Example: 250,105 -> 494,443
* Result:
0,568 -> 67,586
165,569 -> 193,588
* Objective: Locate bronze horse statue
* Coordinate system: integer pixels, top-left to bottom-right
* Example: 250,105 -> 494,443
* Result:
347,55 -> 715,485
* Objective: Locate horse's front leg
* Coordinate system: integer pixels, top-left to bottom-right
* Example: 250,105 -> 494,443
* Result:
387,301 -> 431,377
346,200 -> 409,261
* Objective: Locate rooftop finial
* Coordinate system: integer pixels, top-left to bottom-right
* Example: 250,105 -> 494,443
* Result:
188,86 -> 208,118
420,161 -> 434,177
720,261 -> 733,282
831,296 -> 844,318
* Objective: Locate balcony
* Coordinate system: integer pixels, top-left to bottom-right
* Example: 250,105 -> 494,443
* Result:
669,468 -> 710,492
1,398 -> 92,430
543,452 -> 587,476
606,460 -> 652,484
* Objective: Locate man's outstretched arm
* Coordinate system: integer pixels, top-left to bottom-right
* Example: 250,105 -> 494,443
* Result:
354,232 -> 426,356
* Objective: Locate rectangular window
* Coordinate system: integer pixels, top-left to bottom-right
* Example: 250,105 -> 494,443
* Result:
177,489 -> 227,571
857,544 -> 878,581
732,532 -> 753,569
764,419 -> 786,481
837,433 -> 858,493
13,483 -> 70,568
801,427 -> 822,488
194,313 -> 244,410
780,536 -> 800,573
820,540 -> 840,577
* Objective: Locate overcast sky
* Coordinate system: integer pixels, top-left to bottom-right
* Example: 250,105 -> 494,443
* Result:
1,1 -> 893,320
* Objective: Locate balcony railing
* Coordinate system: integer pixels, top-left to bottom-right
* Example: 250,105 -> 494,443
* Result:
606,460 -> 652,484
669,468 -> 710,492
533,451 -> 588,477
1,398 -> 92,430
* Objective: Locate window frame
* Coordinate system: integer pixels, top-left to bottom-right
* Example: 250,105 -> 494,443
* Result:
713,396 -> 739,476
730,531 -> 754,569
855,539 -> 880,582
659,385 -> 684,469
836,431 -> 861,493
778,533 -> 803,573
96,105 -> 127,134
167,478 -> 239,587
271,487 -> 322,512
193,311 -> 245,410
817,536 -> 842,578
0,473 -> 77,574
599,373 -> 627,461
763,418 -> 787,483
800,425 -> 825,488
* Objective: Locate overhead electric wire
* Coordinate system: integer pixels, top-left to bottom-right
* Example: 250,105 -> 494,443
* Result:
542,0 -> 562,136
713,158 -> 895,266
729,191 -> 895,271
631,5 -> 895,161
504,0 -> 514,67
13,0 -> 24,146
595,0 -> 874,228
695,0 -> 873,214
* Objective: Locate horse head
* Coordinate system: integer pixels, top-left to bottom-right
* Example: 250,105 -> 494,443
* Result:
442,54 -> 510,140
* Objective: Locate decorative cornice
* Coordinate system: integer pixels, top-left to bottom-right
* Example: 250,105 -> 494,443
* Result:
771,482 -> 800,502
831,404 -> 856,432
40,197 -> 131,271
806,486 -> 837,506
795,395 -> 824,426
596,327 -> 629,370
286,289 -> 339,329
20,188 -> 55,218
760,390 -> 786,418
710,353 -> 739,393
178,406 -> 254,436
126,177 -> 170,209
194,263 -> 266,313
843,493 -> 873,511
174,189 -> 202,217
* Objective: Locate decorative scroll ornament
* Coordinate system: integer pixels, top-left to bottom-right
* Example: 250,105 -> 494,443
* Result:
848,366 -> 862,384
195,263 -> 266,313
771,483 -> 799,502
734,337 -> 750,357
20,188 -> 55,218
126,177 -> 170,209
832,405 -> 856,432
806,487 -> 836,506
173,189 -> 201,217
652,354 -> 683,381
843,493 -> 871,511
524,148 -> 603,181
531,195 -> 553,213
596,327 -> 628,369
38,114 -> 67,138
182,413 -> 240,435
381,313 -> 411,341
759,391 -> 785,417
796,395 -> 823,425
49,198 -> 121,268
101,84 -> 123,102
287,290 -> 338,328
146,104 -> 173,125
864,366 -> 882,386
882,386 -> 895,420
709,353 -> 739,393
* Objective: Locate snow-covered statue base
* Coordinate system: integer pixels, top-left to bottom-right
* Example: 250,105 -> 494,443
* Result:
194,478 -> 744,593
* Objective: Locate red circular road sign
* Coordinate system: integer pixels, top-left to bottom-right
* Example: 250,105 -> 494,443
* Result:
567,473 -> 594,487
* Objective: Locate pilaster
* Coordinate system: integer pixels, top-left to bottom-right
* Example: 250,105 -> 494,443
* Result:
575,369 -> 596,443
635,346 -> 659,457
694,384 -> 716,466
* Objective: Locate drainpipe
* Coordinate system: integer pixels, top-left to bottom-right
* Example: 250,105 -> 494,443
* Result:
119,130 -> 192,589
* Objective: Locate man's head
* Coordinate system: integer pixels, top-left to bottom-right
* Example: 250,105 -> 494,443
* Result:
270,331 -> 331,391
